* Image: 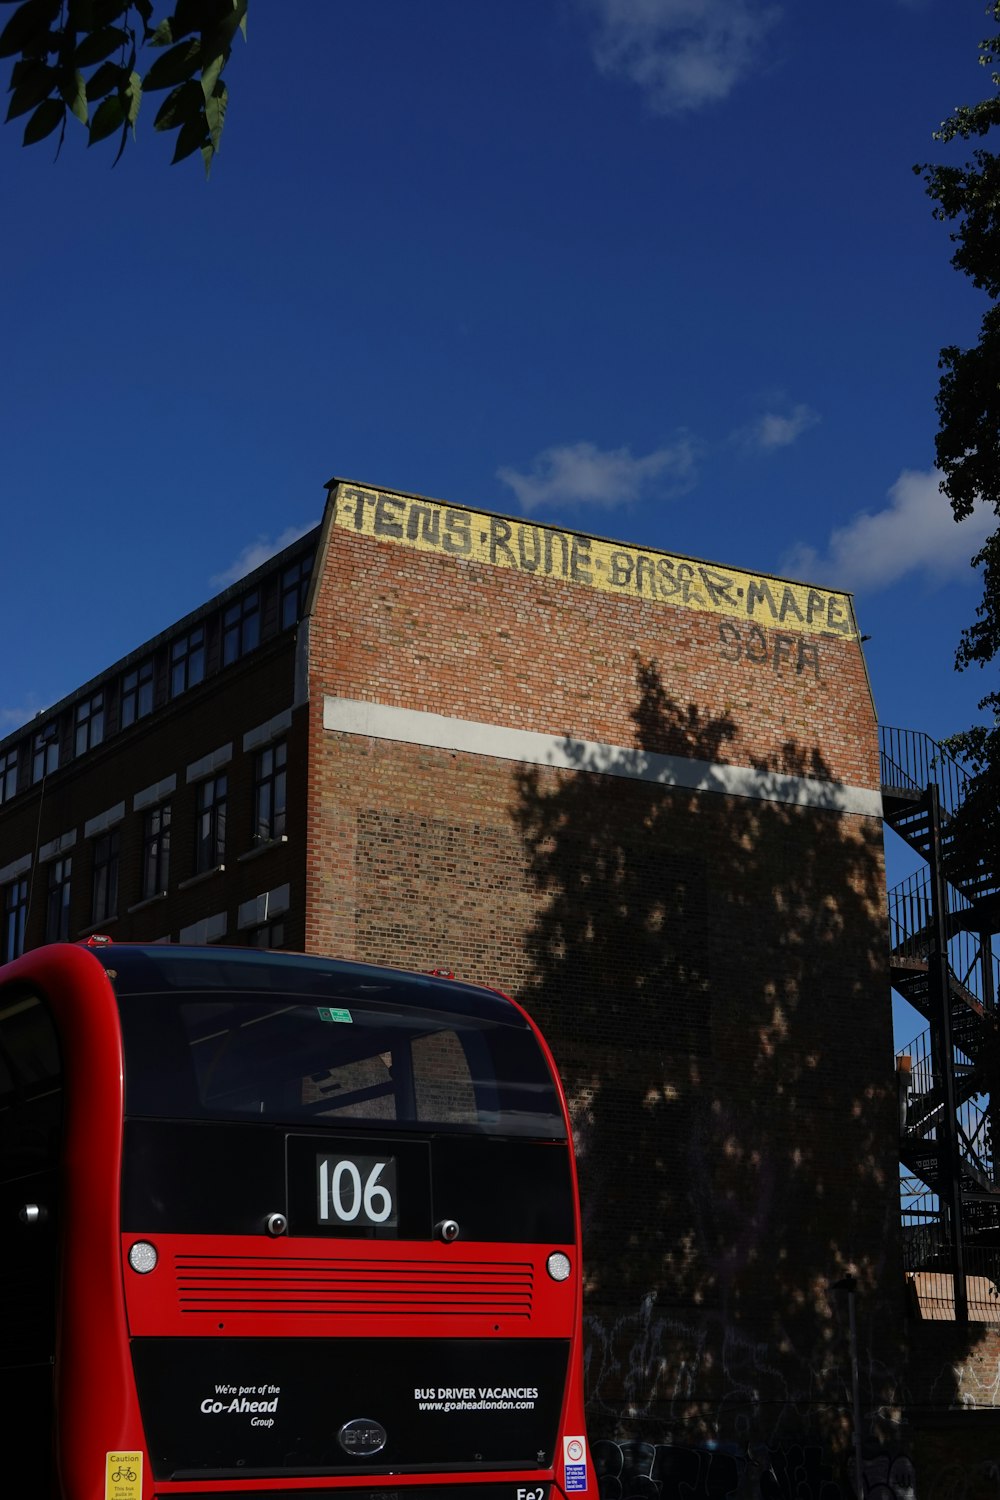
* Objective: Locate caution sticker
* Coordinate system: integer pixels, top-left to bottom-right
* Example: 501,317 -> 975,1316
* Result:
105,1451 -> 142,1500
564,1435 -> 588,1492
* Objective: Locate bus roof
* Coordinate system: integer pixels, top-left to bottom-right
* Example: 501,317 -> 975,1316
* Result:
83,943 -> 530,1030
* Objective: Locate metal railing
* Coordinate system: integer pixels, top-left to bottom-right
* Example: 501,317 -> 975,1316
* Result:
888,867 -> 998,1016
907,1262 -> 1000,1321
898,1028 -> 994,1175
880,725 -> 970,818
900,1181 -> 1000,1321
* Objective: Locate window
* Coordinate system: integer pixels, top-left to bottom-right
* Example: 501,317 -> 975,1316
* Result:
142,804 -> 171,900
0,747 -> 18,804
92,830 -> 120,924
195,775 -> 227,873
32,724 -> 58,784
247,920 -> 286,950
222,590 -> 260,666
2,879 -> 27,962
74,692 -> 104,757
0,992 -> 62,1173
281,554 -> 314,629
253,741 -> 286,842
170,627 -> 205,699
116,984 -> 565,1138
45,858 -> 72,944
121,660 -> 154,728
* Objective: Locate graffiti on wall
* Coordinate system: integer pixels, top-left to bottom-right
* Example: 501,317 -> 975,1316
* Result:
718,621 -> 822,677
591,1438 -> 917,1500
332,484 -> 858,641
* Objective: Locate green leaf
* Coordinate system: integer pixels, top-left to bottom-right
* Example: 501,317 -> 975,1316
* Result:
142,35 -> 200,91
208,0 -> 248,49
21,93 -> 62,142
147,17 -> 173,48
171,110 -> 206,164
171,0 -> 208,41
152,75 -> 200,131
200,47 -> 224,100
87,89 -> 123,142
60,65 -> 88,124
0,0 -> 60,61
85,58 -> 123,101
123,67 -> 140,126
204,76 -> 225,150
66,0 -> 96,26
74,24 -> 127,67
5,59 -> 53,120
110,113 -> 128,164
90,1 -> 131,24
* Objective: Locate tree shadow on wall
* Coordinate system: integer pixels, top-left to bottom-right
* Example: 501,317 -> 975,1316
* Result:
509,656 -> 910,1457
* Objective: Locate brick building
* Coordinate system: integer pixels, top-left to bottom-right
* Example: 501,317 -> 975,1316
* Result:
1,478 -> 916,1454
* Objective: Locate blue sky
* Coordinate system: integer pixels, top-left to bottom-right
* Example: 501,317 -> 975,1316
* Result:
1,2 -> 994,815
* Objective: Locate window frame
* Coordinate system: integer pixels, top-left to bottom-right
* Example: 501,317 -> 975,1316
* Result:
280,554 -> 314,630
2,878 -> 28,963
74,692 -> 105,758
141,803 -> 171,901
253,740 -> 287,844
92,829 -> 120,925
170,627 -> 205,700
222,590 -> 260,667
45,856 -> 73,944
32,724 -> 59,784
120,659 -> 154,729
194,774 -> 227,874
0,746 -> 18,804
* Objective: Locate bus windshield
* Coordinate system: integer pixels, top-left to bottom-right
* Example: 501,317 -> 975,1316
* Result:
110,949 -> 566,1137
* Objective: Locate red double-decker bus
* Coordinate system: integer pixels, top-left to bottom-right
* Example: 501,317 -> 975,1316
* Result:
0,941 -> 591,1500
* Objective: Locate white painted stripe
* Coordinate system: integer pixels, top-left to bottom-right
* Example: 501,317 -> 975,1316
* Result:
186,742 -> 233,783
84,802 -> 125,839
323,696 -> 881,817
38,829 -> 77,862
0,852 -> 31,885
244,708 -> 293,753
134,773 -> 176,812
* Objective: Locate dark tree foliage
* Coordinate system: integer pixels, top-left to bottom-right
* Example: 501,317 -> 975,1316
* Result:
1,0 -> 246,172
917,2 -> 1000,880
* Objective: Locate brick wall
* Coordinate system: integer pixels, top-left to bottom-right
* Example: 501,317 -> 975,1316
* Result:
304,481 -> 898,1450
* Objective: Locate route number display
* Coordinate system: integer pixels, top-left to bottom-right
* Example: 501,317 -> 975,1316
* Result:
317,1154 -> 398,1227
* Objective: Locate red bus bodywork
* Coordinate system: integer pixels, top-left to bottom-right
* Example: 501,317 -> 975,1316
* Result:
0,943 -> 591,1500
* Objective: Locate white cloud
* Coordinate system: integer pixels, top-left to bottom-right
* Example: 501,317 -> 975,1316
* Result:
735,403 -> 820,453
577,0 -> 781,115
497,437 -> 698,513
0,697 -> 46,735
781,469 -> 994,591
211,522 -> 318,589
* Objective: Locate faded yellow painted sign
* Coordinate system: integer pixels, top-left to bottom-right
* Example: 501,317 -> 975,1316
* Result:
105,1451 -> 142,1500
333,484 -> 857,640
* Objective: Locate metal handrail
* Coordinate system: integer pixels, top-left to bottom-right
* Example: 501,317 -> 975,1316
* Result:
880,725 -> 971,819
897,1026 -> 994,1183
888,869 -> 998,1013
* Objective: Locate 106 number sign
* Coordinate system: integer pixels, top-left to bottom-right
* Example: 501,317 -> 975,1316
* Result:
317,1154 -> 398,1228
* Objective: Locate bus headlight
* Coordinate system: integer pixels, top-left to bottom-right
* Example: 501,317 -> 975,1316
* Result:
128,1241 -> 158,1274
546,1252 -> 571,1282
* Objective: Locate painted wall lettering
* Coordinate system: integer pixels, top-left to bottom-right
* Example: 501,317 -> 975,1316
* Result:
718,620 -> 821,677
333,486 -> 858,641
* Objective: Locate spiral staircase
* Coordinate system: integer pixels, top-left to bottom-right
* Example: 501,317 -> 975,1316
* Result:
881,727 -> 1000,1321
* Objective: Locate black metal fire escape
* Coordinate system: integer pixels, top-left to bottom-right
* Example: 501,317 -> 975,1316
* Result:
881,727 -> 1000,1321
